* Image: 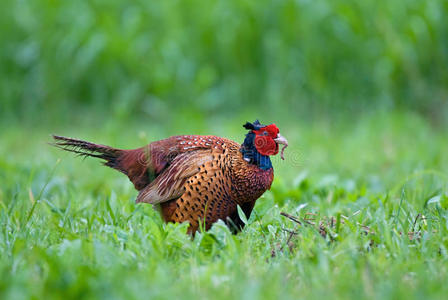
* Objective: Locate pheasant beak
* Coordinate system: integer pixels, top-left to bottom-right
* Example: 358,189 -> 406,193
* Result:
274,134 -> 288,160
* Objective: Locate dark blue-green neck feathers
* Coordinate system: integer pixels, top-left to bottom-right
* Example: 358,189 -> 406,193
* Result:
240,131 -> 273,170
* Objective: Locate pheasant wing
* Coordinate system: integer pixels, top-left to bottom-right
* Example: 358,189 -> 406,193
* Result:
135,150 -> 214,204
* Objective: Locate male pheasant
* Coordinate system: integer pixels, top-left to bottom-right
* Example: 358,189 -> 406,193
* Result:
52,120 -> 288,233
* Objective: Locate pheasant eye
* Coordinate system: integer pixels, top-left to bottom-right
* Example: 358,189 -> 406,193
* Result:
262,131 -> 269,136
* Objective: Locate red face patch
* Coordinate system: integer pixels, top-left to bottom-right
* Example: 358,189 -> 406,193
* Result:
253,124 -> 280,156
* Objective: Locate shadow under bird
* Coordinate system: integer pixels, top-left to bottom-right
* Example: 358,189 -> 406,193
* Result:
52,120 -> 288,234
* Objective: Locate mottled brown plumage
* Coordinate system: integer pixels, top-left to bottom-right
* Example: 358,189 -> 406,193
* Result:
52,121 -> 288,234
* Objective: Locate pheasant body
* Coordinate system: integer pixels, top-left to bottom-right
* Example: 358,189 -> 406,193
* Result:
53,121 -> 287,234
154,136 -> 274,232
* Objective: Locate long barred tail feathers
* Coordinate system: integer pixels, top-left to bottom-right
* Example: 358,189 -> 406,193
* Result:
51,135 -> 153,190
51,135 -> 122,166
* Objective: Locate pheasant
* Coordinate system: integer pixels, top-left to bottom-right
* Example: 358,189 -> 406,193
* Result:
52,120 -> 288,234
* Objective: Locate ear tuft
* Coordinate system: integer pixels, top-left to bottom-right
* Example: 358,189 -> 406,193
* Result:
243,120 -> 264,131
243,122 -> 255,130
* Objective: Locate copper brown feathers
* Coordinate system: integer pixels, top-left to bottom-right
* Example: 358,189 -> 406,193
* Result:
52,121 -> 288,234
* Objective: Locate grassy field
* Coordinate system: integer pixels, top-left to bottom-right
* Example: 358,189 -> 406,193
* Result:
1,0 -> 448,298
1,111 -> 447,299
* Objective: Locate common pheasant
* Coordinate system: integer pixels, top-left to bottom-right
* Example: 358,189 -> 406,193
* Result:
52,120 -> 288,233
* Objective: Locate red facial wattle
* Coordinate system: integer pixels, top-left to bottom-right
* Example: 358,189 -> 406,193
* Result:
253,124 -> 280,156
254,136 -> 279,156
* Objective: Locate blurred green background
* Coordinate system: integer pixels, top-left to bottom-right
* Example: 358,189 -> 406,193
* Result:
1,0 -> 447,127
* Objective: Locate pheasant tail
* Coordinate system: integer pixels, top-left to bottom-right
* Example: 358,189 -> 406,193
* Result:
52,135 -> 150,190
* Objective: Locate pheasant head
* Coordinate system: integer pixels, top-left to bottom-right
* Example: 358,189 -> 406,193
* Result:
241,120 -> 289,169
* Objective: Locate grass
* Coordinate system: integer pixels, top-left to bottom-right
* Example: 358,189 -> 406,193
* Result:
0,111 -> 447,299
2,0 -> 447,297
